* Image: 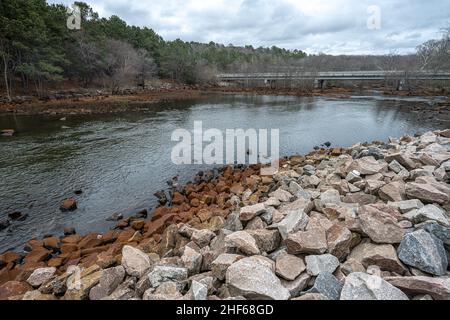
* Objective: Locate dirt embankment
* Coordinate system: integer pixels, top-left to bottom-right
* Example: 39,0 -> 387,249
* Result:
1,85 -> 449,116
0,89 -> 206,116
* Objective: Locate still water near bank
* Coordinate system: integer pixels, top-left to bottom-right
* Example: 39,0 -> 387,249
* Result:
0,94 -> 448,253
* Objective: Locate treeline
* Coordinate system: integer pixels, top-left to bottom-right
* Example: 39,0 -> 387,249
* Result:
0,0 -> 307,99
1,0 -> 449,100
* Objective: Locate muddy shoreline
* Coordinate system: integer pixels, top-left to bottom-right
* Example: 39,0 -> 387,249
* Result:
1,86 -> 449,116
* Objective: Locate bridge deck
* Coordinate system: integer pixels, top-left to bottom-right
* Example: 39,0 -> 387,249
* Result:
217,71 -> 450,81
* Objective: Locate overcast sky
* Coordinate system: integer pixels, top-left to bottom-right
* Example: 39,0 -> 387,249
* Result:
49,0 -> 449,55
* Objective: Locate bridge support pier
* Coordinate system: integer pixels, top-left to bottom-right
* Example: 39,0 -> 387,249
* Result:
314,79 -> 325,89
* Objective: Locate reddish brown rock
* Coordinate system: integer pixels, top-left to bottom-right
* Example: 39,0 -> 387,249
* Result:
78,233 -> 103,249
131,220 -> 145,231
0,281 -> 31,300
197,209 -> 212,223
172,192 -> 185,205
326,224 -> 352,261
61,235 -> 82,244
60,198 -> 77,212
43,237 -> 60,251
24,249 -> 51,264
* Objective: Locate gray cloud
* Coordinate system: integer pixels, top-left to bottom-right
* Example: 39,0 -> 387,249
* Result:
50,0 -> 449,54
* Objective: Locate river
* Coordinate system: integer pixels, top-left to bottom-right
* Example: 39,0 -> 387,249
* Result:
0,93 -> 448,253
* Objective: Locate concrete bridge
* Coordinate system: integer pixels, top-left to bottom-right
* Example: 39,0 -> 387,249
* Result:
217,71 -> 450,90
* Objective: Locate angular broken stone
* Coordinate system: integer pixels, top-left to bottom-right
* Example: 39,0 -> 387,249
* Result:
285,227 -> 328,255
412,205 -> 450,227
89,266 -> 125,300
341,258 -> 366,275
191,229 -> 216,248
385,276 -> 450,300
121,245 -> 151,278
148,266 -> 188,288
307,272 -> 343,300
226,257 -> 290,300
305,254 -> 340,276
378,181 -> 406,202
385,152 -> 417,171
269,209 -> 309,240
387,199 -> 424,213
275,253 -> 306,281
388,160 -> 406,174
239,203 -> 266,221
405,182 -> 449,205
211,254 -> 244,281
397,229 -> 448,276
181,246 -> 203,275
359,205 -> 404,244
280,273 -> 311,298
340,272 -> 409,300
420,221 -> 450,246
326,224 -> 352,260
224,231 -> 260,255
27,267 -> 56,288
347,156 -> 387,175
245,229 -> 281,253
349,242 -> 407,275
269,188 -> 293,202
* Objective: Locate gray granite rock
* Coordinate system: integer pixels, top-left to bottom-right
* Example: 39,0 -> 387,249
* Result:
397,229 -> 448,276
340,272 -> 409,300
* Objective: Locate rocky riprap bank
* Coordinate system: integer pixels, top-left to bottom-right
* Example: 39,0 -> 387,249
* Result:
1,129 -> 450,300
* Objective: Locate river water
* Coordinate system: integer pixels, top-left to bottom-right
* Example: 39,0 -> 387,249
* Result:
0,94 -> 448,253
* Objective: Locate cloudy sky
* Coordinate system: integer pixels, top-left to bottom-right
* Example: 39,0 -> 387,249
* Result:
49,0 -> 449,55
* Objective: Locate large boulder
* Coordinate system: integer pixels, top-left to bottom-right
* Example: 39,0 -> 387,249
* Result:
405,182 -> 449,205
378,181 -> 406,202
181,246 -> 203,275
121,245 -> 151,277
326,224 -> 352,261
305,254 -> 340,276
307,272 -> 343,300
245,229 -> 281,253
359,205 -> 404,244
346,156 -> 387,175
349,242 -> 407,274
411,205 -> 450,227
285,227 -> 328,255
27,267 -> 56,288
275,253 -> 306,281
148,266 -> 188,288
340,272 -> 409,300
225,257 -> 290,300
397,230 -> 448,276
239,203 -> 266,221
89,266 -> 126,300
211,254 -> 244,280
385,276 -> 450,300
269,209 -> 309,240
224,231 -> 260,255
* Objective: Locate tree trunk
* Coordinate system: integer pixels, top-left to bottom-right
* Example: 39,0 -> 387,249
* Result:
2,52 -> 11,101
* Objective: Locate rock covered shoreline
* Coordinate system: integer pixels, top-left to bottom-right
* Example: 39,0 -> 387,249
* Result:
1,129 -> 450,300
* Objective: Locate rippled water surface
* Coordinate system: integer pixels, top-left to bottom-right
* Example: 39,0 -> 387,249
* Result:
0,94 -> 448,252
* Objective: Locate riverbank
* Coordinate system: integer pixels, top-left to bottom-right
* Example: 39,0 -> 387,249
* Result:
1,85 -> 448,116
1,129 -> 449,300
